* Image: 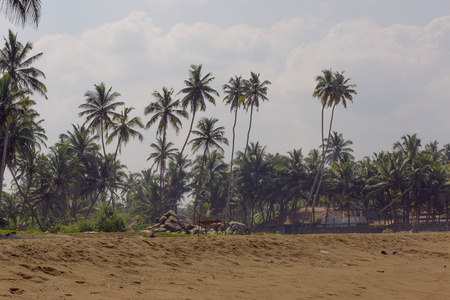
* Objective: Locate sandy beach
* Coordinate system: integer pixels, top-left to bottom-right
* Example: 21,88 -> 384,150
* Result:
0,232 -> 448,299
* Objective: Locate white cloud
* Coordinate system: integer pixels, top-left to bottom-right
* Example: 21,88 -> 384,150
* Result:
24,10 -> 450,172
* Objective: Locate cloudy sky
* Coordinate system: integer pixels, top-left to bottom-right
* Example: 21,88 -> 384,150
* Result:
1,0 -> 450,174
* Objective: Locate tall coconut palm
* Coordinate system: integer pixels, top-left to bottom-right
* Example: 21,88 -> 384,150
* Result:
0,73 -> 30,208
0,29 -> 47,98
79,83 -> 124,205
145,87 -> 187,213
222,75 -> 245,221
310,69 -> 356,223
0,0 -> 42,27
165,64 -> 218,211
189,117 -> 228,223
243,72 -> 271,153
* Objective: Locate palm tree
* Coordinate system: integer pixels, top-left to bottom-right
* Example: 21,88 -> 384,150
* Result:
106,107 -> 143,205
0,73 -> 30,208
329,159 -> 359,226
108,107 -> 144,160
393,134 -> 421,161
0,29 -> 47,98
243,72 -> 271,153
0,0 -> 42,27
145,87 -> 187,213
235,142 -> 270,227
325,131 -> 354,164
165,64 -> 218,210
147,137 -> 178,214
310,69 -> 357,223
222,75 -> 245,221
78,82 -> 124,204
189,117 -> 228,223
60,124 -> 100,170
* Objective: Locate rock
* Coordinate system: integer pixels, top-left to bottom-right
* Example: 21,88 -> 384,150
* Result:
158,215 -> 168,224
165,215 -> 178,225
229,221 -> 246,231
184,223 -> 195,232
225,227 -> 233,235
154,228 -> 167,233
207,228 -> 217,235
164,210 -> 178,219
145,224 -> 159,231
164,221 -> 181,232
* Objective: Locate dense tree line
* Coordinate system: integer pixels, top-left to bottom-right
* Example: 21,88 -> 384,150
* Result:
0,30 -> 449,232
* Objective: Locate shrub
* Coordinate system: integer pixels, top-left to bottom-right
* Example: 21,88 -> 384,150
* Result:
93,204 -> 126,232
59,219 -> 94,233
382,228 -> 394,234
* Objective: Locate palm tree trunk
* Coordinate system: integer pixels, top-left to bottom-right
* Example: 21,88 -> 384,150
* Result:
100,121 -> 114,208
111,135 -> 122,210
158,130 -> 167,216
0,122 -> 10,211
164,110 -> 197,215
245,104 -> 254,155
193,148 -> 207,224
10,167 -> 43,231
223,108 -> 238,222
311,103 -> 337,225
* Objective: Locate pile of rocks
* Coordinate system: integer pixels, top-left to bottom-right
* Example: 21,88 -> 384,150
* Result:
144,210 -> 250,235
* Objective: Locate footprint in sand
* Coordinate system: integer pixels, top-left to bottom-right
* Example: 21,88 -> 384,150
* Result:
10,288 -> 24,295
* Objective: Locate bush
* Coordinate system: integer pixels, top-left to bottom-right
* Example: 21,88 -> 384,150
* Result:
93,204 -> 126,232
59,219 -> 94,233
382,228 -> 394,234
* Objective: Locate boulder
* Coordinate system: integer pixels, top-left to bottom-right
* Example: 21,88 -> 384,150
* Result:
229,221 -> 246,231
164,222 -> 181,232
184,223 -> 195,232
154,227 -> 167,233
207,228 -> 217,235
164,210 -> 178,219
225,227 -> 233,235
165,215 -> 178,225
158,215 -> 167,224
145,224 -> 159,231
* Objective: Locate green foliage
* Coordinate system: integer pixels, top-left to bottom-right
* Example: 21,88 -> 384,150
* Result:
93,204 -> 126,232
59,219 -> 94,233
382,228 -> 394,234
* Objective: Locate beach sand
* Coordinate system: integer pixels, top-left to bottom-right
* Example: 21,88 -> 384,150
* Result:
0,231 -> 448,299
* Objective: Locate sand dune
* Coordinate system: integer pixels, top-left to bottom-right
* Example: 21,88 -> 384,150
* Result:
0,232 -> 448,299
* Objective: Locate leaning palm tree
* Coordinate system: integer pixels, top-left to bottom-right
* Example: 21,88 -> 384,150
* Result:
0,29 -> 47,98
309,69 -> 356,223
189,117 -> 228,223
222,75 -> 245,221
79,82 -> 124,205
243,72 -> 271,153
0,0 -> 42,27
164,64 -> 218,210
145,87 -> 187,212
